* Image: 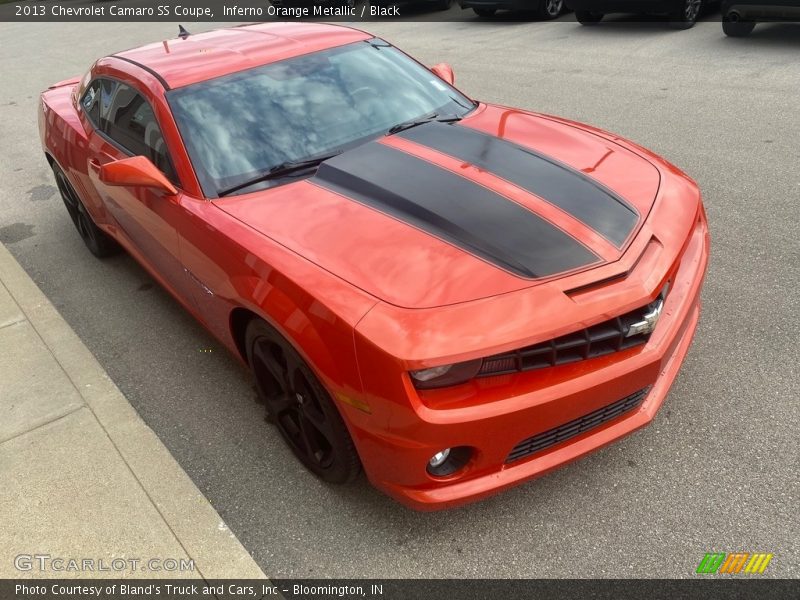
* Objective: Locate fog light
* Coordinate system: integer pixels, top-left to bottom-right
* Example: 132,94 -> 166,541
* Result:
429,449 -> 451,468
426,446 -> 473,477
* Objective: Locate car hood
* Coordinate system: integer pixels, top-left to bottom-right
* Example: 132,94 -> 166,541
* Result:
215,104 -> 661,309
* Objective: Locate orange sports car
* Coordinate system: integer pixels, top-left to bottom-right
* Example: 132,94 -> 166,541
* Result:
39,23 -> 709,510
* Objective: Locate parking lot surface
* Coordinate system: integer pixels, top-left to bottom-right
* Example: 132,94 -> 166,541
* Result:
1,14 -> 798,577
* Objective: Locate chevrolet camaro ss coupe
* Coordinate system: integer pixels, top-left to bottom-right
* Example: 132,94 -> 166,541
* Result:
39,23 -> 709,510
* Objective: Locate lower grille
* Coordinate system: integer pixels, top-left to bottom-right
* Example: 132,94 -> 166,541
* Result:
505,386 -> 650,464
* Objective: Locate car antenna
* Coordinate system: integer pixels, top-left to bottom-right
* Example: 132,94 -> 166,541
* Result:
178,25 -> 191,40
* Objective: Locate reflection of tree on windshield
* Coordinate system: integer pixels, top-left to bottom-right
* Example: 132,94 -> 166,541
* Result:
167,39 -> 475,197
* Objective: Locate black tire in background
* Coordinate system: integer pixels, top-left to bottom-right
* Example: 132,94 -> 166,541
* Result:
575,10 -> 603,24
51,162 -> 119,258
245,319 -> 361,484
473,7 -> 497,16
722,19 -> 756,36
433,0 -> 453,10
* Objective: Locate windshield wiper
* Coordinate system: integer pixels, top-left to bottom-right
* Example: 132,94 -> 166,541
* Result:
217,151 -> 342,197
387,113 -> 462,136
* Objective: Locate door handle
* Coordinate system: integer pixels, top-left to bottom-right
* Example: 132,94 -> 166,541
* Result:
89,159 -> 102,172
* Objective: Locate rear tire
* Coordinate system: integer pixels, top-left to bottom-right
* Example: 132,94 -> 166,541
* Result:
536,0 -> 563,19
722,19 -> 755,36
51,163 -> 118,258
575,10 -> 603,24
245,319 -> 361,484
473,7 -> 496,16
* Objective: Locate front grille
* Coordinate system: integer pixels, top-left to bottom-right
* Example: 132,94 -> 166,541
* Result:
478,301 -> 659,378
506,386 -> 650,464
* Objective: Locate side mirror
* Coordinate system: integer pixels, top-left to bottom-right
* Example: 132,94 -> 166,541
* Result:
431,63 -> 455,86
99,155 -> 177,195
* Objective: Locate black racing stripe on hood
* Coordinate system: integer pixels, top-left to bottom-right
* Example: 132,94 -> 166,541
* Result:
398,122 -> 638,248
312,142 -> 600,279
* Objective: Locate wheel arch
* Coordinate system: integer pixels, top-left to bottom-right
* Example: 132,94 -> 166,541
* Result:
226,293 -> 380,442
229,305 -> 260,363
226,293 -> 364,407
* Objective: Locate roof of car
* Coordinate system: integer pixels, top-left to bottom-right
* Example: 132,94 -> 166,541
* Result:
110,22 -> 372,90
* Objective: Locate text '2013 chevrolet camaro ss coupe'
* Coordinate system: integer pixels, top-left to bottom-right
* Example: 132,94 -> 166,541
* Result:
39,23 -> 709,510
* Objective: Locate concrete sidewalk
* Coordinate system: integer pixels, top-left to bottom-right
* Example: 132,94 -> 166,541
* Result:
0,241 -> 265,580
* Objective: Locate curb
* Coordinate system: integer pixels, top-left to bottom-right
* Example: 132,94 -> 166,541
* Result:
0,241 -> 266,580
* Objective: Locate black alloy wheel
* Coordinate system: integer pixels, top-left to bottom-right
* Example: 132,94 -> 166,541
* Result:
537,0 -> 563,19
246,319 -> 361,484
575,10 -> 603,24
52,163 -> 118,257
670,0 -> 702,28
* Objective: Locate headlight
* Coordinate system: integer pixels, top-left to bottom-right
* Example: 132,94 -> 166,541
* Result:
410,359 -> 483,389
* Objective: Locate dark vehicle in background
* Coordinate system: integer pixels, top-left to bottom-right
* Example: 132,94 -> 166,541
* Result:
370,0 -> 455,10
566,0 -> 711,28
459,0 -> 566,19
722,0 -> 800,35
269,0 -> 357,8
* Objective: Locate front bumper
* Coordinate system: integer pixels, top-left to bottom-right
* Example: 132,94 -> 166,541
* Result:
353,209 -> 709,511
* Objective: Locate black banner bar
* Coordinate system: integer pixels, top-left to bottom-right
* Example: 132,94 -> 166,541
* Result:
2,1 -> 458,22
3,0 -> 798,22
2,579 -> 800,600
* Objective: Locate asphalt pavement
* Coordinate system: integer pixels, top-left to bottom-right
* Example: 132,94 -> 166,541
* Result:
0,12 -> 798,578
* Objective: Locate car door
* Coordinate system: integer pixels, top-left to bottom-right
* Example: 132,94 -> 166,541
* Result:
73,77 -> 118,223
85,80 -> 196,307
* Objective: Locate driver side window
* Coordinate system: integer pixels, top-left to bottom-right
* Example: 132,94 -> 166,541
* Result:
81,79 -> 178,185
105,83 -> 177,184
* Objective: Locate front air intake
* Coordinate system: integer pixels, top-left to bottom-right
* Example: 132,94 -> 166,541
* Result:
506,387 -> 651,464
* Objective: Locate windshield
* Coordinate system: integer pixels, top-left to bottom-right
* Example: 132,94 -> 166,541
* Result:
167,39 -> 475,198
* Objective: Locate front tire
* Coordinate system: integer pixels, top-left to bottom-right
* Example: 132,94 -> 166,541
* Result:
670,0 -> 702,29
473,7 -> 496,17
575,10 -> 603,24
246,319 -> 361,484
722,19 -> 755,36
51,163 -> 118,258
